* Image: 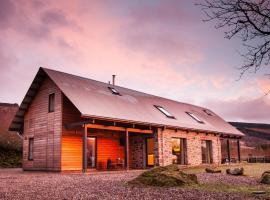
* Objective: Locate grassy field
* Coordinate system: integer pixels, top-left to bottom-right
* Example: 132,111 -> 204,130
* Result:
180,163 -> 270,198
181,163 -> 270,178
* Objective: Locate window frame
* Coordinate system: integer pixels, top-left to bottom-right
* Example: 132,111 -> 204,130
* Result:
186,112 -> 204,124
203,109 -> 213,116
154,105 -> 175,119
28,138 -> 34,161
48,93 -> 55,113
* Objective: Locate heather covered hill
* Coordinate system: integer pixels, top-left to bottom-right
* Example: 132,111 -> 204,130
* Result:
227,122 -> 270,160
0,103 -> 22,167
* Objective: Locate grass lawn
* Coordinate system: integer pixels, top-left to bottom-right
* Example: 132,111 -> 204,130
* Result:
180,163 -> 270,198
181,163 -> 270,178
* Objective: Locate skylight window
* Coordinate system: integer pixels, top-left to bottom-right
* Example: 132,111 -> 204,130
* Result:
154,105 -> 175,119
108,87 -> 121,95
186,112 -> 204,124
203,109 -> 213,116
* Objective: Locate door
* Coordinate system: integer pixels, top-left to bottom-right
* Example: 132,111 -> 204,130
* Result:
201,140 -> 213,164
87,137 -> 96,168
172,138 -> 187,165
146,138 -> 155,166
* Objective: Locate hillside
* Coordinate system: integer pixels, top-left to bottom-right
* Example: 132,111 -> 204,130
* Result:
227,122 -> 270,160
0,103 -> 22,167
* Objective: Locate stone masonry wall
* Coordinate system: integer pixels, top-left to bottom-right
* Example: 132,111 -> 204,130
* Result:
156,128 -> 222,166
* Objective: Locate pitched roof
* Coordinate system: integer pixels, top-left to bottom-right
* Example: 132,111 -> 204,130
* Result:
10,67 -> 244,137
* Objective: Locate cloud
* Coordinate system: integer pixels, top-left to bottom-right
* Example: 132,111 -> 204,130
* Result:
204,96 -> 270,123
0,0 -> 15,29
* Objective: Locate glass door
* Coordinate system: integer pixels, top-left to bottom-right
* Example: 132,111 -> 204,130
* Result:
87,137 -> 96,168
172,138 -> 187,165
146,138 -> 155,166
201,140 -> 213,164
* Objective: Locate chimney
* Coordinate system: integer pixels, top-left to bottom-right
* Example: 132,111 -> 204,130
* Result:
112,75 -> 116,85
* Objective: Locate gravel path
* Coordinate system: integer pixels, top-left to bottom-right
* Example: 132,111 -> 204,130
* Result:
0,169 -> 267,200
197,172 -> 260,186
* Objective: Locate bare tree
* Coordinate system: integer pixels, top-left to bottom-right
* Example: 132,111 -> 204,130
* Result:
197,0 -> 270,78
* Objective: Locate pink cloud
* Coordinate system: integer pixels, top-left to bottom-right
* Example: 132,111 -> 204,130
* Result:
204,96 -> 270,123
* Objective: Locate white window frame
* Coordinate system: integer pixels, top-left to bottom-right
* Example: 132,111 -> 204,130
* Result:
186,112 -> 204,124
154,105 -> 175,119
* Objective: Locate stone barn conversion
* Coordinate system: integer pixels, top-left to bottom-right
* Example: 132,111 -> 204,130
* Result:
9,68 -> 244,172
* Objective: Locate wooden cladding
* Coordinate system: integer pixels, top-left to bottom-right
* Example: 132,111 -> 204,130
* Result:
61,136 -> 82,171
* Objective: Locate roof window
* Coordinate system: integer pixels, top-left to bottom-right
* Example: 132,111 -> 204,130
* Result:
108,87 -> 121,95
186,112 -> 204,124
203,109 -> 213,116
154,105 -> 175,119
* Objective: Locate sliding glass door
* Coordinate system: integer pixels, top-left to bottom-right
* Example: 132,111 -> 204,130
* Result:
201,140 -> 213,164
172,138 -> 187,165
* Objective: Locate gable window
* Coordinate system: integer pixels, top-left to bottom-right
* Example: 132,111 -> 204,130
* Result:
108,87 -> 121,95
28,138 -> 34,161
48,93 -> 55,112
186,112 -> 204,123
154,105 -> 175,119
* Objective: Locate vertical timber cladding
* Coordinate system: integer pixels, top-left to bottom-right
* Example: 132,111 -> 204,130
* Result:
23,77 -> 62,171
158,128 -> 222,166
61,95 -> 82,171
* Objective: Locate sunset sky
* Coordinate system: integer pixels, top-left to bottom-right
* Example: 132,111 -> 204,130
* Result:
0,0 -> 269,123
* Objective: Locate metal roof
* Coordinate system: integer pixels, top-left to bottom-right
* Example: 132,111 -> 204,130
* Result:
9,67 -> 244,137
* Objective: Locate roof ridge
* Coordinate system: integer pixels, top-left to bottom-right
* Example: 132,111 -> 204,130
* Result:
41,67 -> 208,110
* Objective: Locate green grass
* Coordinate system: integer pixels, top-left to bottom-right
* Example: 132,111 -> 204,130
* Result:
180,163 -> 270,198
181,163 -> 270,178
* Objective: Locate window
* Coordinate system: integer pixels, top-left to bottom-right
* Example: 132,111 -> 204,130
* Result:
203,109 -> 213,116
154,105 -> 175,119
172,138 -> 187,165
28,138 -> 34,160
146,138 -> 155,166
48,93 -> 55,112
108,87 -> 121,95
201,140 -> 213,164
186,112 -> 204,123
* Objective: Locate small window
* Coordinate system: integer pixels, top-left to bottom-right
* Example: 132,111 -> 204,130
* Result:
48,93 -> 55,112
28,138 -> 34,161
108,87 -> 121,95
186,112 -> 204,123
203,109 -> 213,116
154,105 -> 175,119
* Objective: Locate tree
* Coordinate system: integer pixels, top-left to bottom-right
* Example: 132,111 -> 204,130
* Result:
197,0 -> 270,78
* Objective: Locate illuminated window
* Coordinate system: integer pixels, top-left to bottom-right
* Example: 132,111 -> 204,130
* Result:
154,105 -> 175,119
172,138 -> 187,165
186,112 -> 204,123
108,87 -> 121,95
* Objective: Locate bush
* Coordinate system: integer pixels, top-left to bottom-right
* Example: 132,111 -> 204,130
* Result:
129,164 -> 198,187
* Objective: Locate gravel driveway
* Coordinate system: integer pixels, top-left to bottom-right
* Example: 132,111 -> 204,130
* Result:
0,168 -> 266,200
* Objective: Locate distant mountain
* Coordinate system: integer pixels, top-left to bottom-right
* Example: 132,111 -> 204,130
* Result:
228,122 -> 270,160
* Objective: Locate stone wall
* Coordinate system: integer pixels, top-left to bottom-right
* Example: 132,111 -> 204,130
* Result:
155,128 -> 221,166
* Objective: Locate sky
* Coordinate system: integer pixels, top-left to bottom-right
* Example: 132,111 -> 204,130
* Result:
0,0 -> 269,123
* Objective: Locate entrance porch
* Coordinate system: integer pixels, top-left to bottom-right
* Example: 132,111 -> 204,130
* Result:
61,122 -> 155,172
